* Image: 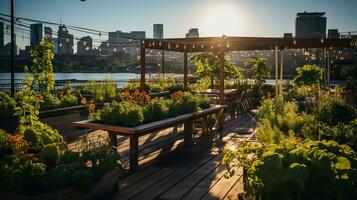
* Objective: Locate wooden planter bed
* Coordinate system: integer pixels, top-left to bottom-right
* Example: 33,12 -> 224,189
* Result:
73,105 -> 223,171
0,169 -> 120,200
40,105 -> 86,140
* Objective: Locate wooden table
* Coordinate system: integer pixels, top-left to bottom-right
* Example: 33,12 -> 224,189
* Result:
73,105 -> 223,171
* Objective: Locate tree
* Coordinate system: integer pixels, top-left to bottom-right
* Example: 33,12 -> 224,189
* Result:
292,64 -> 323,86
191,52 -> 242,88
29,39 -> 55,93
245,57 -> 270,83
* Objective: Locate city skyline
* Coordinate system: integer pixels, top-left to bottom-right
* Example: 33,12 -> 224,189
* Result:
1,0 -> 357,39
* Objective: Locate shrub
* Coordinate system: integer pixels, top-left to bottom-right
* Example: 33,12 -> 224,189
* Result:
0,91 -> 16,111
22,121 -> 62,149
292,64 -> 323,86
223,139 -> 357,200
60,93 -> 77,107
100,101 -> 144,127
317,94 -> 356,125
41,143 -> 60,166
40,93 -> 61,110
199,97 -> 211,109
144,99 -> 170,123
23,127 -> 42,150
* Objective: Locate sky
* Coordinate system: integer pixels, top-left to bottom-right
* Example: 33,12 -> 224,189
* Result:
1,0 -> 357,49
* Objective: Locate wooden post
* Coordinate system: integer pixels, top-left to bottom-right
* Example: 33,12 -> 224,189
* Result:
327,49 -> 331,88
323,47 -> 327,87
140,40 -> 146,91
184,121 -> 193,147
129,135 -> 139,171
280,49 -> 283,96
162,50 -> 165,78
108,132 -> 117,153
275,45 -> 279,98
184,51 -> 188,89
218,42 -> 225,131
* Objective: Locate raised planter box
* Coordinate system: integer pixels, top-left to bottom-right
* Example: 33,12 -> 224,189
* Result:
73,105 -> 223,171
40,105 -> 87,141
0,169 -> 120,200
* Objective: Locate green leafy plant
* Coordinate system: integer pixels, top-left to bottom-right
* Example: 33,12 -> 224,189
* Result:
40,93 -> 61,110
245,57 -> 270,84
292,64 -> 323,86
29,39 -> 55,93
100,101 -> 144,127
191,52 -> 242,88
144,99 -> 170,123
223,139 -> 357,200
41,143 -> 60,167
0,91 -> 16,111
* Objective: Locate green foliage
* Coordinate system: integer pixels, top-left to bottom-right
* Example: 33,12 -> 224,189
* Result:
40,93 -> 61,110
82,79 -> 117,102
293,64 -> 323,86
340,64 -> 357,80
223,139 -> 357,200
0,91 -> 16,110
14,73 -> 42,128
22,121 -> 63,149
41,143 -> 60,165
256,97 -> 315,140
60,93 -> 78,107
245,57 -> 270,83
316,93 -> 356,125
100,101 -> 144,127
29,39 -> 55,93
198,96 -> 211,109
144,99 -> 170,123
191,52 -> 242,88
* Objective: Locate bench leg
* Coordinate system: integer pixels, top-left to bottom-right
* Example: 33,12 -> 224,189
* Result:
129,135 -> 139,172
184,121 -> 193,147
108,132 -> 117,153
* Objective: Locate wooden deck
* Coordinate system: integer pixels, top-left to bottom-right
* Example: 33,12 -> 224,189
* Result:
67,113 -> 257,200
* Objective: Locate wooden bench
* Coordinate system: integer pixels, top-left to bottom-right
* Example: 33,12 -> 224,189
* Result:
73,105 -> 223,171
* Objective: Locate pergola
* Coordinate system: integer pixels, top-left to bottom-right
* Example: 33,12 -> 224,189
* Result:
140,36 -> 356,129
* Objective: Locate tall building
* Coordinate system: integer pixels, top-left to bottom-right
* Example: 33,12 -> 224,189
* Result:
186,28 -> 199,38
107,30 -> 145,56
283,33 -> 293,39
30,23 -> 43,48
328,29 -> 340,39
153,24 -> 164,39
295,12 -> 326,39
57,25 -> 73,55
44,27 -> 52,41
0,22 -> 4,48
77,36 -> 93,55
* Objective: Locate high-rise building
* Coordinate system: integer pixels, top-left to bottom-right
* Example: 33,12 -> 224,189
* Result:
30,23 -> 43,48
44,27 -> 52,41
295,12 -> 326,39
107,30 -> 145,56
153,24 -> 164,39
283,33 -> 293,39
57,25 -> 73,55
77,36 -> 93,55
0,22 -> 4,48
328,29 -> 340,39
186,28 -> 199,38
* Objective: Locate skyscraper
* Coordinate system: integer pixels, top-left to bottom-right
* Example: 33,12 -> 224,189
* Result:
295,12 -> 326,39
153,24 -> 164,39
186,28 -> 199,38
77,36 -> 93,55
57,25 -> 73,55
0,22 -> 4,48
30,23 -> 43,48
328,29 -> 340,39
44,27 -> 52,41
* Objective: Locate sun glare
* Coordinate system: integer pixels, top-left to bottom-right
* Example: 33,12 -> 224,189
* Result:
199,3 -> 244,37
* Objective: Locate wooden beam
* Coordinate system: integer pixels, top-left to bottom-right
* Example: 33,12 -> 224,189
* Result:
140,40 -> 146,91
218,42 -> 225,131
184,51 -> 188,89
280,50 -> 283,96
323,47 -> 327,87
275,45 -> 279,98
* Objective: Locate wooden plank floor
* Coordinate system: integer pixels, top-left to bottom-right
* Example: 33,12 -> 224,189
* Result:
66,113 -> 256,200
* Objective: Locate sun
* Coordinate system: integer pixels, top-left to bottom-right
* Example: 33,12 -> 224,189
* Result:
199,2 -> 244,37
